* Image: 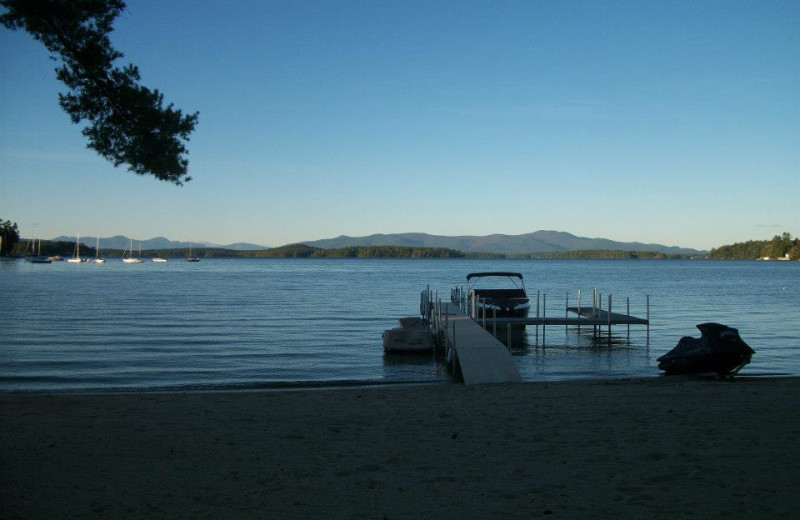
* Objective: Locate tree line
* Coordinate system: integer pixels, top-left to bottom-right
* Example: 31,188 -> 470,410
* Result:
509,250 -> 692,260
708,232 -> 799,260
247,244 -> 467,259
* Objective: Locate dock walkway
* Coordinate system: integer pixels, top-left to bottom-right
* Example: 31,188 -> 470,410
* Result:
436,302 -> 521,385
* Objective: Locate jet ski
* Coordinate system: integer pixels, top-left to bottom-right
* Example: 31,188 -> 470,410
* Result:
658,323 -> 754,377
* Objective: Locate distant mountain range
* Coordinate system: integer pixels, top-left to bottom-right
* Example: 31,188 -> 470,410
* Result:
52,235 -> 268,251
301,231 -> 705,255
50,231 -> 704,255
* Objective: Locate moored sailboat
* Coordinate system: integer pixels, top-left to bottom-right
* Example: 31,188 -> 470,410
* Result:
93,237 -> 105,263
122,238 -> 144,263
25,232 -> 51,263
67,234 -> 86,263
185,243 -> 200,262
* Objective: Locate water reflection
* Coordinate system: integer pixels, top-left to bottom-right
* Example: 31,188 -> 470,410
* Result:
498,325 -> 655,380
382,350 -> 449,381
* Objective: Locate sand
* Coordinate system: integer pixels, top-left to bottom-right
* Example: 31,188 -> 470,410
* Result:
2,377 -> 799,519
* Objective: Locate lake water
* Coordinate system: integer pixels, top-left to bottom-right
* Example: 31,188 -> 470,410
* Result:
1,258 -> 798,392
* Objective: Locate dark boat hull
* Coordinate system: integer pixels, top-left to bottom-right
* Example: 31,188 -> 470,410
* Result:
472,288 -> 530,321
475,305 -> 530,320
658,323 -> 754,376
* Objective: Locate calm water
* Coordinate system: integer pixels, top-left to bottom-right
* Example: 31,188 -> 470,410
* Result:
1,258 -> 798,392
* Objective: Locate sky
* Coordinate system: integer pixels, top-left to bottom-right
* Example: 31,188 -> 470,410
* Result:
1,0 -> 798,250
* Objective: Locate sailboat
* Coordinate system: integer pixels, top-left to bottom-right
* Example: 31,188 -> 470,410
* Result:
67,234 -> 85,263
93,237 -> 105,264
122,238 -> 144,263
185,243 -> 200,262
25,232 -> 51,263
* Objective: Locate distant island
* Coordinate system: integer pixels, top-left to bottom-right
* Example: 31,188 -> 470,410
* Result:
708,232 -> 798,260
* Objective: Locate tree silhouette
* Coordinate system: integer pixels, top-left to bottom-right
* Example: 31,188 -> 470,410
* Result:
0,218 -> 20,256
1,0 -> 199,185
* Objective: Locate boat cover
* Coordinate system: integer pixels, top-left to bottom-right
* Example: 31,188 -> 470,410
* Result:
466,272 -> 523,281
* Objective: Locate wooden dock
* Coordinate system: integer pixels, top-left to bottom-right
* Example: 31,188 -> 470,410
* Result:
436,302 -> 522,385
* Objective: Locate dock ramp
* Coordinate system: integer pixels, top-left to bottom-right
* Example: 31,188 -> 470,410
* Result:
440,302 -> 521,385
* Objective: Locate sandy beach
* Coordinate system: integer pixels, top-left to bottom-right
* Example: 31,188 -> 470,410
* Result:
2,377 -> 799,519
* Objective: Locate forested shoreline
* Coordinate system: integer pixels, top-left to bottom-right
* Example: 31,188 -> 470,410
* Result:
6,241 -> 696,260
708,233 -> 798,260
5,231 -> 797,260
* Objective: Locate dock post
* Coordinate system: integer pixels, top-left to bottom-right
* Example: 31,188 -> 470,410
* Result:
450,320 -> 457,372
543,293 -> 547,346
577,289 -> 582,334
626,297 -> 630,339
592,288 -> 597,337
646,295 -> 650,346
435,292 -> 439,338
492,308 -> 497,338
481,298 -> 486,328
608,294 -> 612,339
426,287 -> 430,322
536,290 -> 540,343
444,303 -> 449,350
438,295 -> 442,339
426,285 -> 431,321
565,292 -> 569,335
439,297 -> 443,340
598,293 -> 603,339
471,292 -> 477,319
434,297 -> 439,339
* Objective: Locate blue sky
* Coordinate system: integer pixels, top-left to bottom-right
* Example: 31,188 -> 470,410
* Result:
1,0 -> 798,250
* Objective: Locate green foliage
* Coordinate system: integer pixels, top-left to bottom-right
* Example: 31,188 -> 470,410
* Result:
0,218 -> 20,256
709,232 -> 798,260
254,244 -> 465,258
1,0 -> 198,185
62,244 -> 466,259
10,239 -> 72,257
509,250 -> 685,260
